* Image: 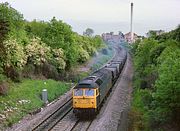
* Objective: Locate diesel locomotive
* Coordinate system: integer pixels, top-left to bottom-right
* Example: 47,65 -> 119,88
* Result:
73,49 -> 127,117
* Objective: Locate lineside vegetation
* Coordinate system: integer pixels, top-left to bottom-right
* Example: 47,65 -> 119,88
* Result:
130,25 -> 180,130
0,2 -> 105,129
0,2 -> 104,93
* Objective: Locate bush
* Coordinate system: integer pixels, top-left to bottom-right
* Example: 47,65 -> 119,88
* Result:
77,47 -> 90,63
0,74 -> 9,95
132,26 -> 180,130
22,64 -> 35,78
41,63 -> 59,80
25,38 -> 51,65
152,46 -> 180,123
4,66 -> 21,82
50,48 -> 66,70
0,81 -> 9,95
3,38 -> 27,69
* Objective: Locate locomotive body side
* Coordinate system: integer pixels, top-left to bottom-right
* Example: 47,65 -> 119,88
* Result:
97,69 -> 112,105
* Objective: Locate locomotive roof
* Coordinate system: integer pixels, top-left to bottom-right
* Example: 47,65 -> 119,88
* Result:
74,68 -> 111,89
75,81 -> 98,89
75,74 -> 101,89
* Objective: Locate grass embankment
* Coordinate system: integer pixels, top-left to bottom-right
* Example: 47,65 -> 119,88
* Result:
0,79 -> 70,128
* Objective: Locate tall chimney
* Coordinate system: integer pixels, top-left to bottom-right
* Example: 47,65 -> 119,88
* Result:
130,2 -> 134,43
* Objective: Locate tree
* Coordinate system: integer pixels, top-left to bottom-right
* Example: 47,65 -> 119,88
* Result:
83,28 -> 94,37
25,19 -> 48,39
0,2 -> 26,73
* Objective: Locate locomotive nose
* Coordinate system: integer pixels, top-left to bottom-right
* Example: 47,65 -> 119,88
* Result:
73,98 -> 96,108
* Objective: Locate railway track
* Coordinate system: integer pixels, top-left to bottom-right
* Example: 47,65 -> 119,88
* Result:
31,44 -> 124,131
69,119 -> 93,131
50,116 -> 93,131
32,98 -> 72,131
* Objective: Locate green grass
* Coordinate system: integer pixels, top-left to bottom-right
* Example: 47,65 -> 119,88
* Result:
0,79 -> 70,128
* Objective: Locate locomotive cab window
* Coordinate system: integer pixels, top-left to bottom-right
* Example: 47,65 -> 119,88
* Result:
85,89 -> 94,96
74,89 -> 83,96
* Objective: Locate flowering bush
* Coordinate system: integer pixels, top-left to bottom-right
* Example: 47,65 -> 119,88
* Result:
25,38 -> 51,65
52,48 -> 64,58
77,47 -> 90,63
51,48 -> 66,70
3,38 -> 27,69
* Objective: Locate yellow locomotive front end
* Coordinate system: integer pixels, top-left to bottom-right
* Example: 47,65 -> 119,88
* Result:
73,88 -> 99,117
73,88 -> 96,108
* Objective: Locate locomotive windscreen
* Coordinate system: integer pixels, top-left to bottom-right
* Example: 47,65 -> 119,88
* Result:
74,89 -> 83,96
85,89 -> 94,96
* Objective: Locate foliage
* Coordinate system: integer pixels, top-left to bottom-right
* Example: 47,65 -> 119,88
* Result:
26,18 -> 104,69
0,2 -> 28,74
77,46 -> 90,63
51,48 -> 66,70
25,38 -> 51,66
0,1 -> 104,86
3,38 -> 27,69
156,25 -> 180,42
134,39 -> 158,89
152,46 -> 180,123
43,17 -> 74,49
0,2 -> 23,36
0,2 -> 28,44
131,25 -> 180,130
25,20 -> 48,39
83,28 -> 94,37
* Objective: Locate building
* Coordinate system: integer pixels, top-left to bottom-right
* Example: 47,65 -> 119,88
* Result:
124,32 -> 138,43
102,31 -> 124,43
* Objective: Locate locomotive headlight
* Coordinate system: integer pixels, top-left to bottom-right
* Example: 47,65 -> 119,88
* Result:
73,100 -> 77,104
91,99 -> 95,104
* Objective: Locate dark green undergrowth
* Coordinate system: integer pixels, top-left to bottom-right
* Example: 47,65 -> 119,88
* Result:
0,79 -> 70,128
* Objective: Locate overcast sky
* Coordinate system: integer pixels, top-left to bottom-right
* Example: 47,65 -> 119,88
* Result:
1,0 -> 180,35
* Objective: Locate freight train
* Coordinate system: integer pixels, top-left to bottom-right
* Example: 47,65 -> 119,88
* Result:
72,48 -> 127,118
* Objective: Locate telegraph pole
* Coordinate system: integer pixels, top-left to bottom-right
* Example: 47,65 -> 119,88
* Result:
130,2 -> 134,43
